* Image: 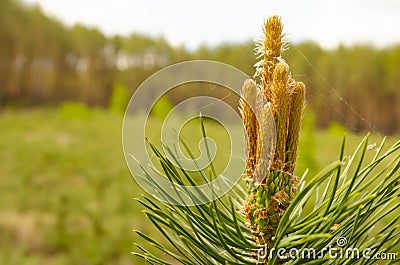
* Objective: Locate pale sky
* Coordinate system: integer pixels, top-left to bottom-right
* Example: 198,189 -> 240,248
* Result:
24,0 -> 400,50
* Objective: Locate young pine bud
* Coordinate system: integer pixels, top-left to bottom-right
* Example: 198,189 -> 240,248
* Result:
240,79 -> 259,178
285,82 -> 306,174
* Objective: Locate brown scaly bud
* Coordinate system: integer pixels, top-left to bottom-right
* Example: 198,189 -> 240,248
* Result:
270,62 -> 290,171
239,79 -> 259,178
254,15 -> 287,103
254,103 -> 275,184
285,82 -> 306,174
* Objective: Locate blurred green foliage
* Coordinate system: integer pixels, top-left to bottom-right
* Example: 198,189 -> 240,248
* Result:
150,96 -> 174,120
296,108 -> 318,175
327,120 -> 349,136
109,83 -> 129,114
59,102 -> 92,120
0,108 -> 142,264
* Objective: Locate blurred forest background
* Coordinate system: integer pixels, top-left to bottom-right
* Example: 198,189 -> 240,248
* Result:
1,0 -> 400,133
0,0 -> 399,265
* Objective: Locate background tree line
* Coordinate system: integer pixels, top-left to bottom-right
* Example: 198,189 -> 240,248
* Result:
1,0 -> 399,134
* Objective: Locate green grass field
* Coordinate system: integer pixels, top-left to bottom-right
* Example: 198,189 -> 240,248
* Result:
0,107 -> 397,264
